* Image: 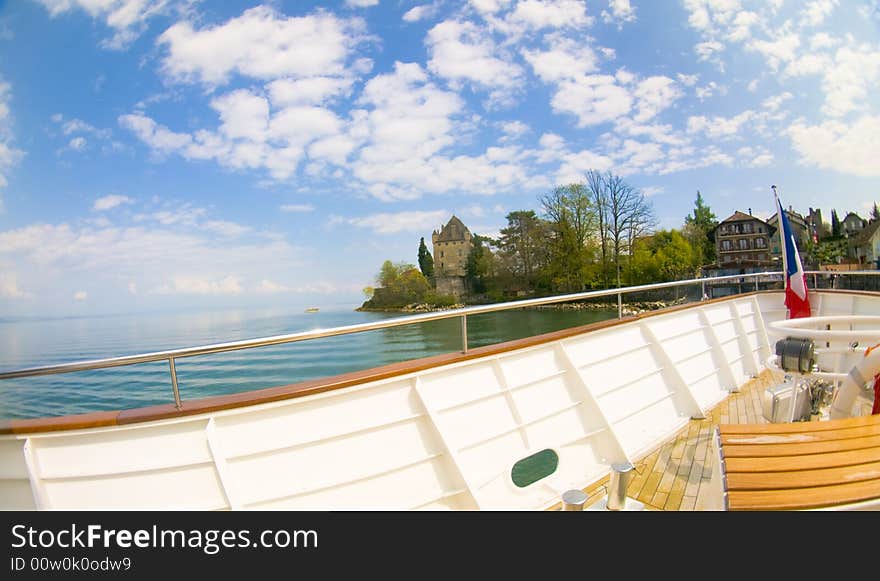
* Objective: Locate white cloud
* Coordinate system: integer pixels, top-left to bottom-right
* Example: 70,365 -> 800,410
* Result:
498,120 -> 529,140
342,210 -> 450,234
200,220 -> 251,237
403,3 -> 439,22
426,19 -> 523,103
789,115 -> 880,177
800,0 -> 838,27
633,76 -> 682,122
345,0 -> 379,7
0,274 -> 30,298
0,81 -> 24,192
158,6 -> 368,87
35,0 -> 171,49
0,221 -> 305,302
549,74 -> 633,126
522,35 -> 600,82
155,275 -> 243,295
256,279 -> 338,294
74,290 -> 87,301
687,111 -> 754,139
266,77 -> 354,107
694,40 -> 724,62
762,92 -> 792,111
820,46 -> 880,117
747,33 -> 800,71
93,194 -> 133,211
601,0 -> 636,26
68,136 -> 87,150
508,0 -> 593,30
280,204 -> 315,213
119,113 -> 192,152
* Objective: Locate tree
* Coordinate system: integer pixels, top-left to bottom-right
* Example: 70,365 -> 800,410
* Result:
540,183 -> 598,293
602,172 -> 656,287
367,260 -> 431,307
465,234 -> 494,294
683,190 -> 718,266
871,202 -> 880,222
417,237 -> 434,279
628,229 -> 698,284
495,210 -> 549,284
586,169 -> 611,286
831,209 -> 841,237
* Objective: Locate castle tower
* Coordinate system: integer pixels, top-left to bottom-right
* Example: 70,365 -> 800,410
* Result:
431,215 -> 472,277
431,215 -> 473,300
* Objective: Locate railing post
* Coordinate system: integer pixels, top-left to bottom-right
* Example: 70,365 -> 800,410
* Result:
169,357 -> 182,410
460,315 -> 468,354
617,292 -> 623,319
701,280 -> 706,300
755,276 -> 759,292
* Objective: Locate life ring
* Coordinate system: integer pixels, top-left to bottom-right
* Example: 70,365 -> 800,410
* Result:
829,343 -> 880,419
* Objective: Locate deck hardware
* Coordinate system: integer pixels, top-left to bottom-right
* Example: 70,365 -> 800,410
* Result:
169,357 -> 182,410
561,489 -> 587,511
460,315 -> 468,354
775,337 -> 815,374
606,462 -> 635,510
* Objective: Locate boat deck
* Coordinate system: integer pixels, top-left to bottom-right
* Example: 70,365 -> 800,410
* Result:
579,369 -> 779,511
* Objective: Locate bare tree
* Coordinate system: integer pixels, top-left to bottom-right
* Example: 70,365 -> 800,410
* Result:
586,169 -> 610,287
603,172 -> 656,288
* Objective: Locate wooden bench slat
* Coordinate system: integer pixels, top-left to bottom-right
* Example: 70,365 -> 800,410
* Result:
727,478 -> 880,510
725,460 -> 880,490
720,414 -> 880,435
724,447 -> 880,473
720,423 -> 880,445
721,435 -> 880,458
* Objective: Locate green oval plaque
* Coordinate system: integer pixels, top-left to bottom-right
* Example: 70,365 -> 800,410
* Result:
511,449 -> 559,488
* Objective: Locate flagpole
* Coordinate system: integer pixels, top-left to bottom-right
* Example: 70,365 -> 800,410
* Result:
772,185 -> 789,289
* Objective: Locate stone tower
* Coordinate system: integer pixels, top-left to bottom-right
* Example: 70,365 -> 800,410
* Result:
431,215 -> 472,299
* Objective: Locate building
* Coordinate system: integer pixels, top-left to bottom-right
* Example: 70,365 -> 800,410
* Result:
851,220 -> 880,269
842,212 -> 867,237
713,210 -> 775,266
432,215 -> 473,299
807,207 -> 826,241
767,207 -> 810,258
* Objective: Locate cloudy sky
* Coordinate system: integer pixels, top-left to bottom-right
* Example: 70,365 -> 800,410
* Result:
0,0 -> 878,316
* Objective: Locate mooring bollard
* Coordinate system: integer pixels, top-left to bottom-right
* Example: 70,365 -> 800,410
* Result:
606,462 -> 635,511
561,489 -> 587,511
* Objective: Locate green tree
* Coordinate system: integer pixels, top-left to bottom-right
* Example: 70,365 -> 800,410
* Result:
495,210 -> 549,284
417,237 -> 434,279
628,229 -> 698,284
366,260 -> 431,307
831,209 -> 841,237
683,190 -> 718,266
871,202 -> 880,222
465,234 -> 494,294
540,183 -> 598,293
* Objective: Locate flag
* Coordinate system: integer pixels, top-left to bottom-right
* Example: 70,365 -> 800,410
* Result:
773,186 -> 811,319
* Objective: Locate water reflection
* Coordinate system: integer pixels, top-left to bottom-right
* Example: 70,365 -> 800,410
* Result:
0,307 -> 615,420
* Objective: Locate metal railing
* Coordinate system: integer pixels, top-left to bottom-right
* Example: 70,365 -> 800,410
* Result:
1,269 -> 877,409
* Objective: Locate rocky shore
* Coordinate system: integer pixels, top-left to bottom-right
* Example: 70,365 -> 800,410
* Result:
357,297 -> 687,315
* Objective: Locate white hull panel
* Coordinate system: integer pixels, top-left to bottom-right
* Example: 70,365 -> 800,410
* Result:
3,291 -> 878,510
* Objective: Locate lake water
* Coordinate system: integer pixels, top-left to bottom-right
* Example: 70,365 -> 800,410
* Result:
0,305 -> 617,420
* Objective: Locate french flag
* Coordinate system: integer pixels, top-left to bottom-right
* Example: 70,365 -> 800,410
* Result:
773,186 -> 811,319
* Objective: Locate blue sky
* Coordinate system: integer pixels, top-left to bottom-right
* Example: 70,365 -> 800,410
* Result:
0,0 -> 878,316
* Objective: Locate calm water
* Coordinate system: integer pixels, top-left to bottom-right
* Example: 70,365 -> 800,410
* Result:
0,306 -> 617,420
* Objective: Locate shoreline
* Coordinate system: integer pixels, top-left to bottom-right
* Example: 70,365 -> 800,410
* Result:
356,297 -> 688,316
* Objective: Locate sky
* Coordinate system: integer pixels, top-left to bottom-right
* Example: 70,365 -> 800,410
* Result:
0,0 -> 878,317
